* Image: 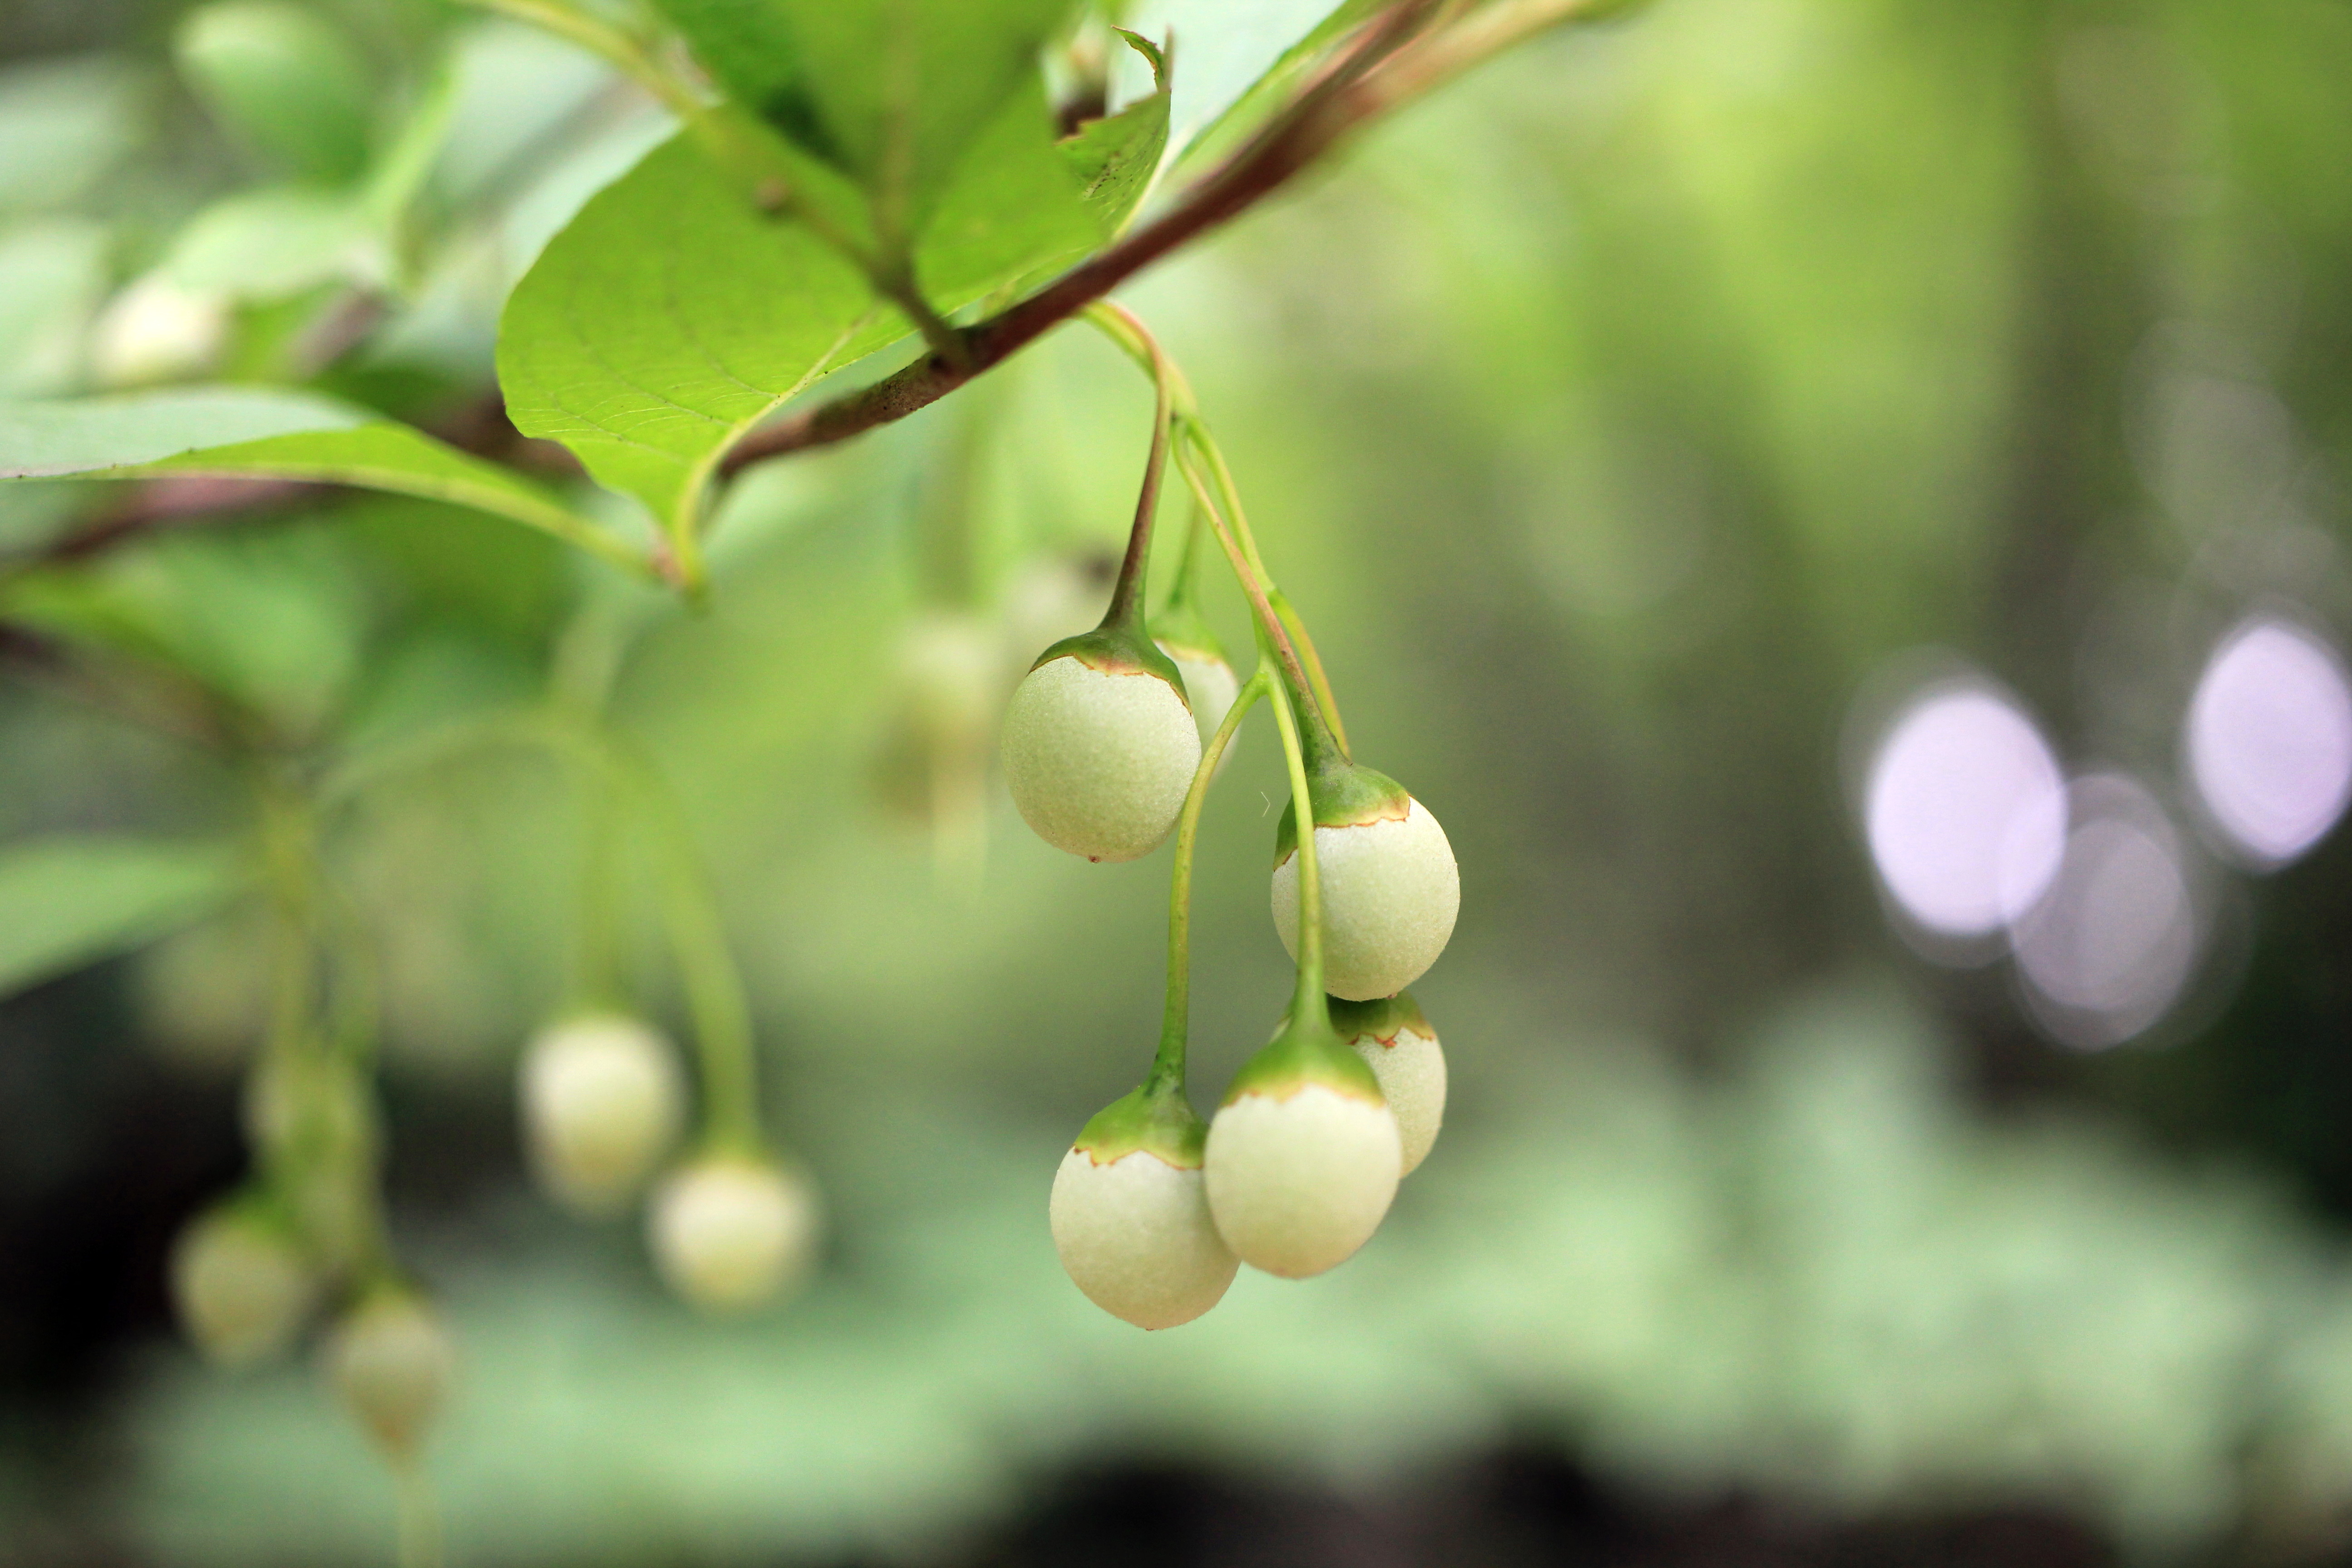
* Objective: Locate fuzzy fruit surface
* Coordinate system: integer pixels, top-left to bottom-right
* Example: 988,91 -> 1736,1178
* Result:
1332,995 -> 1446,1176
1156,641 -> 1240,761
170,1206 -> 314,1367
1051,1148 -> 1238,1329
519,1014 -> 683,1215
649,1157 -> 818,1312
1205,1084 -> 1401,1278
1272,798 -> 1460,1000
1001,653 -> 1199,862
327,1292 -> 454,1460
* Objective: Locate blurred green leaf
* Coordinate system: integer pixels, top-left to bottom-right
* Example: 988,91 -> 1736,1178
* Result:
0,219 -> 108,395
175,1 -> 376,186
6,524 -> 371,731
0,56 -> 147,213
913,83 -> 1105,301
0,391 -> 642,572
0,836 -> 244,998
160,189 -> 377,302
1060,29 -> 1171,234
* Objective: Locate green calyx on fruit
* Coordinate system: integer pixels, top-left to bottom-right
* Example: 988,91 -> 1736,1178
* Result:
1271,757 -> 1412,863
325,1285 -> 454,1461
1051,1079 -> 1236,1329
1220,1008 -> 1385,1108
647,1154 -> 821,1313
1330,992 -> 1446,1176
1073,1078 -> 1209,1169
519,1013 -> 685,1217
170,1194 -> 316,1368
1271,767 -> 1461,1002
1001,624 -> 1201,863
1203,1014 -> 1401,1279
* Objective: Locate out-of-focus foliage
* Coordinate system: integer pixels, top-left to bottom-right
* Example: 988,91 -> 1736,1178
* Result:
3,0 -> 2352,1562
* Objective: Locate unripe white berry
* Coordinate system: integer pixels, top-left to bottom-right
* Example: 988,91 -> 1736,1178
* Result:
1271,798 -> 1460,1001
90,274 -> 227,386
1156,641 -> 1240,759
1204,1085 -> 1401,1278
648,1156 -> 818,1312
326,1291 -> 454,1460
518,1015 -> 683,1215
1001,654 -> 1200,862
169,1205 -> 315,1367
1050,1147 -> 1238,1329
1333,997 -> 1446,1176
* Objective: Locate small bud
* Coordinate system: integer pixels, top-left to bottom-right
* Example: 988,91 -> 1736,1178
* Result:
1330,994 -> 1446,1176
170,1200 -> 315,1367
89,274 -> 227,386
648,1156 -> 819,1312
1205,1019 -> 1401,1278
518,1014 -> 684,1215
1000,634 -> 1200,862
1272,793 -> 1460,1002
1049,1086 -> 1236,1329
326,1289 -> 454,1461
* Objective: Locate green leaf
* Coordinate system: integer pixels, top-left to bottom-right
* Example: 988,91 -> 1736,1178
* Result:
499,105 -> 1120,533
1061,29 -> 1172,234
495,136 -> 886,535
915,83 -> 1107,302
0,390 -> 647,575
652,0 -> 1078,257
0,836 -> 244,999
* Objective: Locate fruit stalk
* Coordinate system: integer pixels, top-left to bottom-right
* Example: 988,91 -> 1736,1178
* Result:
1085,302 -> 1175,634
1151,667 -> 1271,1091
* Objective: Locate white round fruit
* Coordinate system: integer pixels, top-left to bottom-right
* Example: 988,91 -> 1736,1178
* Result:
1203,1085 -> 1401,1278
1349,1025 -> 1445,1176
170,1207 -> 314,1367
1271,798 -> 1460,1000
648,1157 -> 818,1312
1156,642 -> 1240,763
326,1292 -> 454,1460
91,274 -> 227,386
519,1015 -> 683,1215
1050,1147 -> 1238,1329
1001,655 -> 1200,862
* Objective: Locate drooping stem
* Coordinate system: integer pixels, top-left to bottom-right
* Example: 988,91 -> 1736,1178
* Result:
603,740 -> 762,1152
1185,427 -> 1350,754
394,1459 -> 444,1568
1173,442 -> 1346,777
1147,669 -> 1270,1093
1084,302 -> 1174,632
1266,674 -> 1331,1024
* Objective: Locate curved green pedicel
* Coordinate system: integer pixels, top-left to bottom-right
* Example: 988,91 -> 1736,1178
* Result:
1220,1009 -> 1384,1108
1029,622 -> 1190,708
1328,990 -> 1433,1046
1073,1078 -> 1210,1168
1271,757 -> 1413,864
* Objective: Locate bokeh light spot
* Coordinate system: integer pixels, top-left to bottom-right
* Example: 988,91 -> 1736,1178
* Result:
1865,685 -> 2068,938
2013,776 -> 2199,1050
2185,617 -> 2352,868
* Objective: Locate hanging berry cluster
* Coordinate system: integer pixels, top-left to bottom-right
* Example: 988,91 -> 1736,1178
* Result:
1027,305 -> 1460,1328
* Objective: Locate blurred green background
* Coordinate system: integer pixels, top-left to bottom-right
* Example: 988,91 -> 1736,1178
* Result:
5,0 -> 2352,1563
